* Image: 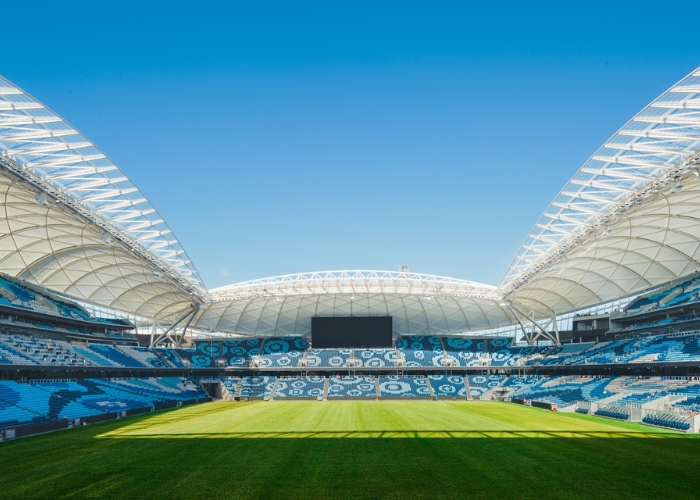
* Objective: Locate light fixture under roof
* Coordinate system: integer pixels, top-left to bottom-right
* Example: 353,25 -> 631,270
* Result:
34,194 -> 50,206
670,181 -> 684,194
601,227 -> 612,237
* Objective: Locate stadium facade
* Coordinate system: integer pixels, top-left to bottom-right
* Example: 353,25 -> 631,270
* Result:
2,68 -> 700,436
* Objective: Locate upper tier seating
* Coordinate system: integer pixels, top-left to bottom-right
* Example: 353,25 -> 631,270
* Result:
117,346 -> 171,368
306,349 -> 350,368
2,335 -> 98,366
88,344 -> 146,368
223,339 -> 263,366
258,337 -> 308,367
0,276 -> 92,322
155,349 -> 186,367
625,275 -> 700,315
274,376 -> 325,398
327,376 -> 376,398
397,336 -> 446,367
443,337 -> 512,367
379,376 -> 430,397
352,349 -> 399,367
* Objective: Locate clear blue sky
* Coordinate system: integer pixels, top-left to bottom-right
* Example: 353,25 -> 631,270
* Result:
3,1 -> 699,288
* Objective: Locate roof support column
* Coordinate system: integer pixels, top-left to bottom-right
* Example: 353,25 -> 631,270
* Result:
151,306 -> 197,347
508,304 -> 560,345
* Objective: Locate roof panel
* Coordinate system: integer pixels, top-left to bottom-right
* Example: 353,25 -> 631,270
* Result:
504,67 -> 700,291
0,75 -> 203,295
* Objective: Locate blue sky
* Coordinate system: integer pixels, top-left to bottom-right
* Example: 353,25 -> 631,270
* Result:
3,1 -> 700,288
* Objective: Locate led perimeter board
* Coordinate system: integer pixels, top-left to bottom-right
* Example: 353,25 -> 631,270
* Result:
311,317 -> 393,348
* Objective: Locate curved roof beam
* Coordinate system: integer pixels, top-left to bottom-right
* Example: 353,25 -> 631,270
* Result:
207,270 -> 501,302
0,75 -> 204,297
504,67 -> 700,292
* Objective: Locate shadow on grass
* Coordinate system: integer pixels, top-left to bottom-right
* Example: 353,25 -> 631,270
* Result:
97,429 -> 690,439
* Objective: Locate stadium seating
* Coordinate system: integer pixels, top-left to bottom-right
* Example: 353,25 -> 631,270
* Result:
673,396 -> 700,412
397,336 -> 446,367
306,349 -> 350,367
173,348 -> 217,368
352,348 -> 398,367
258,337 -> 308,367
625,275 -> 700,315
239,376 -> 276,398
274,377 -> 325,398
88,344 -> 146,367
1,335 -> 103,366
221,377 -> 239,397
327,377 -> 376,398
642,410 -> 691,430
428,375 -> 467,397
0,377 -> 206,430
443,337 -> 513,367
467,375 -> 505,398
155,348 -> 187,367
117,346 -> 172,368
379,376 -> 430,397
0,338 -> 37,365
223,339 -> 263,366
0,276 -> 93,322
595,405 -> 630,420
505,376 -> 614,407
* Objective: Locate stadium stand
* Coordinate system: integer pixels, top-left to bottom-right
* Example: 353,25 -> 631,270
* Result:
327,377 -> 377,398
0,377 -> 207,430
428,375 -> 467,398
397,336 -> 446,367
239,376 -> 276,398
379,376 -> 430,397
274,376 -> 325,398
306,349 -> 350,367
353,348 -> 399,367
88,344 -> 146,367
258,337 -> 308,367
155,348 -> 186,367
642,410 -> 692,431
595,404 -> 630,420
504,376 -> 614,408
467,375 -> 505,398
624,275 -> 700,316
117,346 -> 172,368
221,377 -> 239,398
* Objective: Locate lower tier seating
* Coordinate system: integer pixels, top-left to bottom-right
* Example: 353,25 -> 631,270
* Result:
239,376 -> 276,398
327,377 -> 376,398
274,377 -> 325,398
467,375 -> 505,398
379,376 -> 430,397
0,377 -> 207,430
428,375 -> 467,397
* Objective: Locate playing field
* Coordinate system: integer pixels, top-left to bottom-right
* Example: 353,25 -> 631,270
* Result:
0,401 -> 698,499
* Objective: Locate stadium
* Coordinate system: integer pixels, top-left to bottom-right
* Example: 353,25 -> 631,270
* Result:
1,63 -> 700,499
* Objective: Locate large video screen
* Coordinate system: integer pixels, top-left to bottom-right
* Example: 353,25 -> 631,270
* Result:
311,317 -> 393,348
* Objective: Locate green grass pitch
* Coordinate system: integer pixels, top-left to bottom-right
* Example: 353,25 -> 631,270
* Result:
1,401 -> 699,499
